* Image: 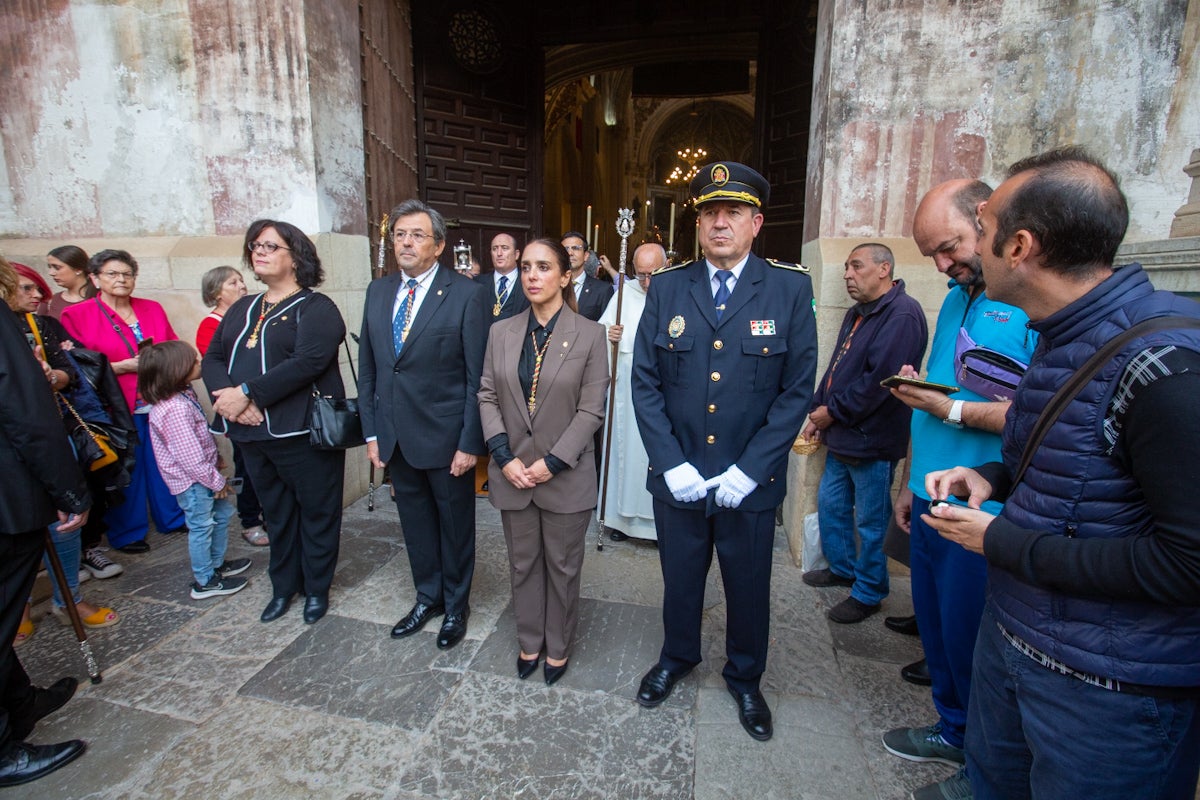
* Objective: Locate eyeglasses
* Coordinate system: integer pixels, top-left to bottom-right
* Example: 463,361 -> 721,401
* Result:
17,283 -> 40,293
635,273 -> 654,282
99,270 -> 135,281
394,231 -> 434,244
247,241 -> 290,254
564,244 -> 586,252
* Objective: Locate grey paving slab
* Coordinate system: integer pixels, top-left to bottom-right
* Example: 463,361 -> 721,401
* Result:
3,696 -> 195,800
122,696 -> 422,800
396,672 -> 694,799
240,614 -> 477,731
17,597 -> 199,687
695,689 -> 876,800
471,598 -> 667,698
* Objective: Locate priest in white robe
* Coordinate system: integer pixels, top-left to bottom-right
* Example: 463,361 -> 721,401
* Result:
597,243 -> 666,542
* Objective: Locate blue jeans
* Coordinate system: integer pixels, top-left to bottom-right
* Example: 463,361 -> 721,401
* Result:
816,456 -> 895,606
176,483 -> 234,585
967,603 -> 1200,799
44,521 -> 82,608
910,495 -> 987,748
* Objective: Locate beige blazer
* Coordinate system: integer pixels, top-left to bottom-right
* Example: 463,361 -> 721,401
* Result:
478,305 -> 610,514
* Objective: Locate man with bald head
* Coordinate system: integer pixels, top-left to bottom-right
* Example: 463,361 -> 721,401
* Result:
883,179 -> 1037,800
596,242 -> 665,542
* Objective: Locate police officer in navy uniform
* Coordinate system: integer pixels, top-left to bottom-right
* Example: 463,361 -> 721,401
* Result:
631,162 -> 817,741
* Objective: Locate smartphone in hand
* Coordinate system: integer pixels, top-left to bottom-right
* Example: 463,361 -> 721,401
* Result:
880,375 -> 959,394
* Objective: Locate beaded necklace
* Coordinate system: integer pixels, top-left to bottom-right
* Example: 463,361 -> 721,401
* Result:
246,288 -> 300,349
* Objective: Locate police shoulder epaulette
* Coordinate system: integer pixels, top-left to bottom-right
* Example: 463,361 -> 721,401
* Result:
652,260 -> 692,275
766,258 -> 809,273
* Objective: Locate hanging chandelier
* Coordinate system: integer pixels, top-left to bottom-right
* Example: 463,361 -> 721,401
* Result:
666,146 -> 707,185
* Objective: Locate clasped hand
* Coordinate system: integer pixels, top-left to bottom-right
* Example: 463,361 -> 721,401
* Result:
502,457 -> 552,490
211,386 -> 263,426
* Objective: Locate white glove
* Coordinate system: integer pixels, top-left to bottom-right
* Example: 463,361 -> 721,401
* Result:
663,462 -> 708,504
714,464 -> 757,509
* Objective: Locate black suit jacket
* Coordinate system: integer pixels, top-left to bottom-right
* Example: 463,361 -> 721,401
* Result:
359,264 -> 490,469
0,311 -> 90,533
575,273 -> 614,322
476,271 -> 530,326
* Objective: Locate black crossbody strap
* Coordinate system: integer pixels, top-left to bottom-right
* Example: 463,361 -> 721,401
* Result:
93,297 -> 138,357
1011,316 -> 1200,489
294,294 -> 357,392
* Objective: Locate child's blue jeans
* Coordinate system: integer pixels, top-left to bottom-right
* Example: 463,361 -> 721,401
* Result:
176,483 -> 235,585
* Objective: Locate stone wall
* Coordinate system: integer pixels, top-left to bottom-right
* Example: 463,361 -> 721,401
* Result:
805,0 -> 1199,244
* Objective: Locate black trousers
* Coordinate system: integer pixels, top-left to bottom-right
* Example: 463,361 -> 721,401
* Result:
240,437 -> 345,598
387,446 -> 476,616
652,499 -> 776,694
0,530 -> 48,745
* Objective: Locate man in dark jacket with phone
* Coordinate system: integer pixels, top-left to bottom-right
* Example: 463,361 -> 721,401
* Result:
801,243 -> 927,623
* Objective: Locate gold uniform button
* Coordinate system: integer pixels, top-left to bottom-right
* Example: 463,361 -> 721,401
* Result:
762,347 -> 769,354
668,343 -> 674,350
710,371 -> 721,382
706,435 -> 716,444
707,404 -> 717,413
713,340 -> 723,350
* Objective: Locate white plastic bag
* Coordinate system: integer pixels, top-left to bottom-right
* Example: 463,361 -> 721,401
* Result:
802,512 -> 828,572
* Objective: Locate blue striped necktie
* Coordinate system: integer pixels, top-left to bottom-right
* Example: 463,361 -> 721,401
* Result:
393,278 -> 417,354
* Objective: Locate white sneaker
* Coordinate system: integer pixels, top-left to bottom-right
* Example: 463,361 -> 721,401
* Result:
78,569 -> 91,584
83,548 -> 124,579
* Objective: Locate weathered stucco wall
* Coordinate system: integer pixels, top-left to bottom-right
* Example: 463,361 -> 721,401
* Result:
806,0 -> 1199,244
0,0 -> 366,238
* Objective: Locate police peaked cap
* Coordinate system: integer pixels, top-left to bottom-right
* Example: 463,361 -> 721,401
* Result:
690,162 -> 770,209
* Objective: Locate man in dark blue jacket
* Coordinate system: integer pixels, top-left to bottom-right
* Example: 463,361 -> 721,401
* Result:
926,147 -> 1200,799
631,162 -> 817,741
801,243 -> 927,623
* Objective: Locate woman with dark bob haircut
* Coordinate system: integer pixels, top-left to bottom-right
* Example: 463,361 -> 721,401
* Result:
201,219 -> 347,625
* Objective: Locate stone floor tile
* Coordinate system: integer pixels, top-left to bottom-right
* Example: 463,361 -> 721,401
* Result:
3,696 -> 196,800
18,597 -> 200,688
126,696 -> 421,799
395,672 -> 694,799
240,614 -> 475,731
470,598 -> 667,698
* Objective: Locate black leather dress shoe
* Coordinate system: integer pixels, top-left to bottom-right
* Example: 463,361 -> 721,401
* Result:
303,594 -> 329,624
884,614 -> 920,637
608,529 -> 628,542
117,540 -> 150,554
901,658 -> 932,686
391,601 -> 444,638
727,687 -> 773,741
9,677 -> 78,741
260,595 -> 294,623
544,660 -> 569,685
436,608 -> 469,650
517,655 -> 539,680
636,665 -> 690,708
0,739 -> 86,787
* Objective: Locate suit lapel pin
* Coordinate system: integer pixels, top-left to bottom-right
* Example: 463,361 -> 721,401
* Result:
437,290 -> 443,296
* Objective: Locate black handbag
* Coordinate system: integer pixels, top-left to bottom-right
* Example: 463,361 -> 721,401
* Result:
309,338 -> 364,450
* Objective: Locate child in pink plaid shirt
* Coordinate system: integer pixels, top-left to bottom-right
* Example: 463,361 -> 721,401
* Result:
138,342 -> 252,599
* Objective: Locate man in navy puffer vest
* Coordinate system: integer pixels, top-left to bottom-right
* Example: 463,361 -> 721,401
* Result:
925,146 -> 1200,800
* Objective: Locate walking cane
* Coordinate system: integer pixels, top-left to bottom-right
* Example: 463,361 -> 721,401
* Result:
366,212 -> 390,512
597,208 -> 635,552
43,531 -> 102,684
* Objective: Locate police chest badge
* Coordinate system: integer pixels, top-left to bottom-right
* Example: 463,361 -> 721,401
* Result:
668,315 -> 686,338
750,320 -> 776,336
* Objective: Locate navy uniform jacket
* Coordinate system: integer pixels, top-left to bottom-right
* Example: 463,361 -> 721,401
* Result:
632,253 -> 817,512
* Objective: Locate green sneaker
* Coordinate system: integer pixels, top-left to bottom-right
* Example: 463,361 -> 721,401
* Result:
882,724 -> 965,766
911,767 -> 973,800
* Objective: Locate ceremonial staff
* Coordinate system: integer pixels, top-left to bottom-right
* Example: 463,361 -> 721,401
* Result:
597,208 -> 635,551
45,531 -> 102,683
366,212 -> 389,511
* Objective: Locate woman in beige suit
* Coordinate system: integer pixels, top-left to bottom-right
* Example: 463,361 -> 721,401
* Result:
478,238 -> 610,685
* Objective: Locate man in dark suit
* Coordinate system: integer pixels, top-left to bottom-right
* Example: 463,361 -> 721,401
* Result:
480,232 -> 529,326
631,163 -> 818,742
561,231 -> 613,321
0,306 -> 89,786
359,199 -> 490,651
